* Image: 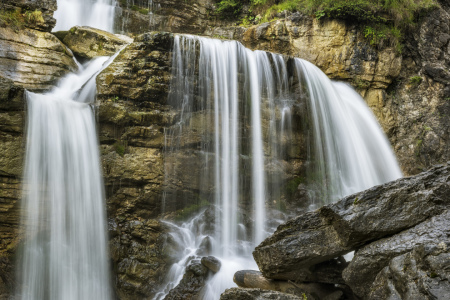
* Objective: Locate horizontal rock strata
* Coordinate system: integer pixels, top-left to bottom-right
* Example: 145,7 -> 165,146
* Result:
0,26 -> 77,91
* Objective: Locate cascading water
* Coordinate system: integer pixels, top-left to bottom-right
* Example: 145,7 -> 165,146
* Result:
17,51 -> 123,299
158,35 -> 402,299
295,59 -> 403,206
53,0 -> 116,32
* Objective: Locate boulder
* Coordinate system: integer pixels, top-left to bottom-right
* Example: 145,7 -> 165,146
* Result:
201,256 -> 221,273
0,26 -> 78,91
163,259 -> 210,300
233,270 -> 346,299
220,288 -> 304,300
253,163 -> 450,280
59,26 -> 133,59
343,210 -> 450,298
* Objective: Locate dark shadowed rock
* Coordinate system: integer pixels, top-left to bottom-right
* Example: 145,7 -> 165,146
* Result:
343,210 -> 450,298
253,163 -> 450,280
163,259 -> 210,300
220,288 -> 304,300
201,256 -> 221,273
233,270 -> 346,299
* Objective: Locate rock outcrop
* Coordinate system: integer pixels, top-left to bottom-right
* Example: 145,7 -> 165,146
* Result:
0,26 -> 78,91
2,0 -> 57,32
220,288 -> 304,300
252,163 -> 450,299
0,77 -> 24,300
56,26 -> 133,59
96,32 -> 176,299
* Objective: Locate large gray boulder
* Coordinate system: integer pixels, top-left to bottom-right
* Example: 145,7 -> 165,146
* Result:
220,288 -> 304,300
253,163 -> 450,280
343,210 -> 450,298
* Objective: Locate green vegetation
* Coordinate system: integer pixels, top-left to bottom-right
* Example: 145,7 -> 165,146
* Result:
409,75 -> 423,86
214,0 -> 438,51
285,176 -> 304,197
353,196 -> 359,205
174,199 -> 210,221
0,8 -> 45,30
113,141 -> 126,157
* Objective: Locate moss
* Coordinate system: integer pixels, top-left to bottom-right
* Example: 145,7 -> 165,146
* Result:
174,199 -> 210,221
409,76 -> 423,86
353,197 -> 359,205
0,9 -> 25,30
139,8 -> 149,14
286,176 -> 304,197
430,272 -> 438,278
24,10 -> 44,25
114,141 -> 126,157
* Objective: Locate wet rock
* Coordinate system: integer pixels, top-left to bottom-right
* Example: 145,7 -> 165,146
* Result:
220,288 -> 304,300
233,270 -> 346,299
201,256 -> 221,273
196,236 -> 212,256
369,240 -> 450,299
109,219 -> 176,299
343,210 -> 450,298
0,27 -> 78,91
96,32 -> 173,103
253,163 -> 450,280
163,259 -> 210,300
0,77 -> 25,298
59,26 -> 132,59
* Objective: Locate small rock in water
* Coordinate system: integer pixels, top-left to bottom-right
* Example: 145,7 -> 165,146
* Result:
201,256 -> 221,273
196,236 -> 212,256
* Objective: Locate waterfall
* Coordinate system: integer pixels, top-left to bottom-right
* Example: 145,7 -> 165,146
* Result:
158,35 -> 402,299
295,60 -> 402,205
16,52 -> 122,299
53,0 -> 116,32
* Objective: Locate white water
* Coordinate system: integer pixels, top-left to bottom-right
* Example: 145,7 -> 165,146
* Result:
159,35 -> 402,299
17,53 -> 121,299
53,0 -> 116,32
295,60 -> 402,205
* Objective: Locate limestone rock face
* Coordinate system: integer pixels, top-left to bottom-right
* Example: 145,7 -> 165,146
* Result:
381,5 -> 450,175
3,0 -> 57,31
59,26 -> 133,59
0,26 -> 78,91
96,32 -> 176,299
253,163 -> 450,280
115,0 -> 235,35
109,219 -> 178,299
0,77 -> 24,299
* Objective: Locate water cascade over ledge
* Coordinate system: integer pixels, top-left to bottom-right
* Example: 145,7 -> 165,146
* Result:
16,53 -> 122,299
158,35 -> 402,299
53,0 -> 116,32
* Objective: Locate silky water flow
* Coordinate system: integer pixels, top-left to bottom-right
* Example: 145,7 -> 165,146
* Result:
156,35 -> 402,299
17,51 -> 123,299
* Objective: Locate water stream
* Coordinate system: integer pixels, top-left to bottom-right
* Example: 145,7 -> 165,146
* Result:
17,49 -> 123,299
